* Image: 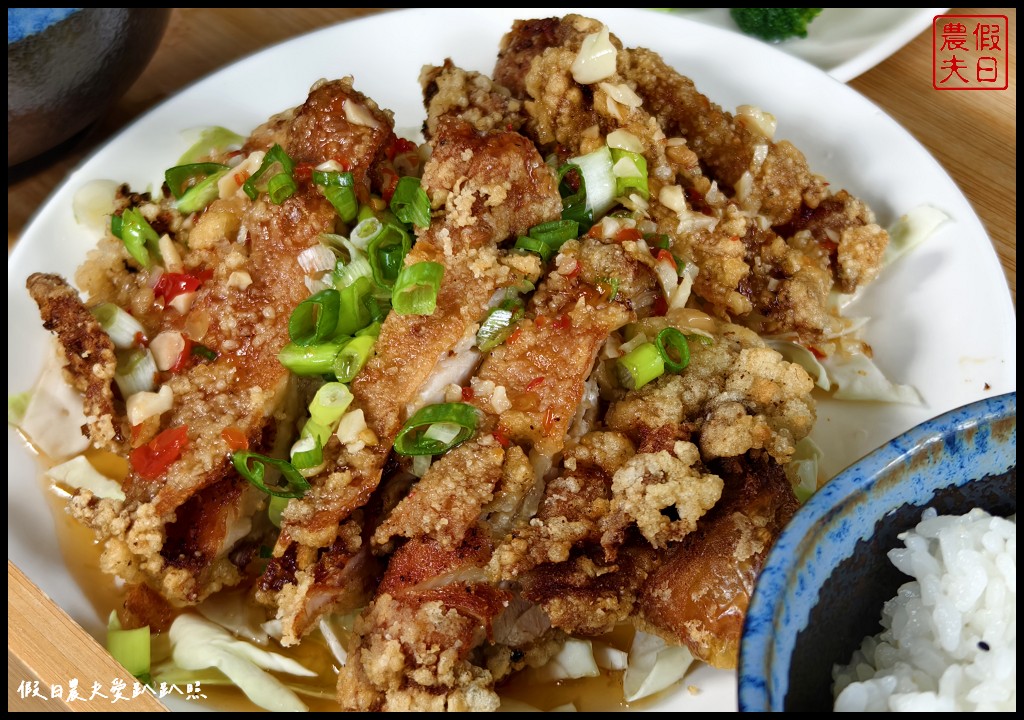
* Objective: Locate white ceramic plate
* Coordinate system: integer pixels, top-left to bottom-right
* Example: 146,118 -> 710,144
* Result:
7,7 -> 1015,713
673,8 -> 948,82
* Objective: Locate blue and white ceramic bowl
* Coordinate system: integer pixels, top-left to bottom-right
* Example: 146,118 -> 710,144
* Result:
738,392 -> 1017,711
8,8 -> 170,166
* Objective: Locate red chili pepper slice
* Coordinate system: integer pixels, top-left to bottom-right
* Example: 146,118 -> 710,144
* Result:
461,386 -> 475,402
221,426 -> 249,452
615,227 -> 643,243
130,425 -> 189,480
153,269 -> 213,303
542,407 -> 557,434
656,249 -> 679,272
525,376 -> 545,392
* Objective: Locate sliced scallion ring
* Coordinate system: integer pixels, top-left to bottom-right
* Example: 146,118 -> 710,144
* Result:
655,327 -> 690,373
333,335 -> 375,383
290,434 -> 324,471
114,208 -> 160,268
367,222 -> 411,289
393,403 -> 480,456
557,163 -> 592,228
242,144 -> 295,202
392,261 -> 443,315
278,340 -> 349,376
288,288 -> 341,346
176,168 -> 230,214
616,342 -> 665,391
610,148 -> 650,199
308,382 -> 353,428
528,219 -> 579,249
335,276 -> 374,337
314,170 -> 358,222
476,297 -> 525,352
231,451 -> 309,498
514,235 -> 554,263
389,176 -> 431,228
165,162 -> 229,199
350,216 -> 384,250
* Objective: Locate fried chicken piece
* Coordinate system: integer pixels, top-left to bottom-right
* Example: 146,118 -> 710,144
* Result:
337,527 -> 512,712
519,545 -> 658,636
605,320 -> 815,464
263,112 -> 562,643
637,453 -> 799,668
39,78 -> 392,605
489,431 -> 633,580
26,273 -> 124,452
495,15 -> 888,339
421,60 -> 524,139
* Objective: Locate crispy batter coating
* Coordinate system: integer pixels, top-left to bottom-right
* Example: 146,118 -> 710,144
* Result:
606,321 -> 815,464
637,453 -> 799,668
26,273 -> 123,452
421,60 -> 524,139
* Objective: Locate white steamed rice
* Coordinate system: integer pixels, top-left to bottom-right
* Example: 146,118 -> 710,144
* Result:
832,508 -> 1016,712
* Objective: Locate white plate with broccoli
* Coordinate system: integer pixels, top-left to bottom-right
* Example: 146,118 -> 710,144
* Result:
668,8 -> 947,82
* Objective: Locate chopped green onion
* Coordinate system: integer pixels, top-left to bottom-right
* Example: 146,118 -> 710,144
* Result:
300,419 -> 332,446
655,327 -> 690,373
367,222 -> 411,289
363,295 -> 392,323
288,289 -> 341,347
232,451 -> 309,498
476,297 -> 525,351
308,382 -> 353,428
333,335 -> 375,383
566,145 -> 616,220
165,162 -> 229,199
357,204 -> 377,223
392,262 -> 443,315
596,276 -> 620,302
242,144 -> 295,203
289,434 -> 323,471
393,403 -> 480,456
278,340 -> 349,376
268,495 -> 289,528
114,209 -> 160,268
335,276 -> 374,337
528,219 -> 579,249
514,235 -> 554,262
422,422 -> 463,445
688,333 -> 714,347
114,348 -> 157,397
616,342 -> 665,391
176,168 -> 230,214
177,126 -> 244,164
610,148 -> 650,199
110,213 -> 123,239
647,233 -> 671,250
314,170 -> 358,222
356,321 -> 382,338
267,172 -> 298,204
107,619 -> 150,679
389,176 -> 431,228
557,163 -> 592,228
333,255 -> 374,290
191,343 -> 218,362
350,216 -> 384,251
91,303 -> 146,349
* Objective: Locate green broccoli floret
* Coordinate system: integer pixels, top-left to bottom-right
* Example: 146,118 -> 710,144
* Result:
729,8 -> 823,42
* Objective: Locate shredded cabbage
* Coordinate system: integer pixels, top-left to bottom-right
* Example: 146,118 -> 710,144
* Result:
821,347 -> 923,405
884,204 -> 950,268
532,638 -> 600,682
767,340 -> 831,391
46,456 -> 124,501
786,436 -> 824,503
15,341 -> 90,460
623,630 -> 694,703
165,614 -> 315,712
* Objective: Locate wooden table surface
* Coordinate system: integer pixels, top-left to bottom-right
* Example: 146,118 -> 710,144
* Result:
6,7 -> 1016,713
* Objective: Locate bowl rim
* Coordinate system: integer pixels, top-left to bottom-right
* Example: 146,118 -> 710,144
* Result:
737,390 -> 1017,711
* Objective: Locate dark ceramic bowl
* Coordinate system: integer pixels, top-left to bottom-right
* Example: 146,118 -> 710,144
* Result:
738,392 -> 1016,711
7,8 -> 171,166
